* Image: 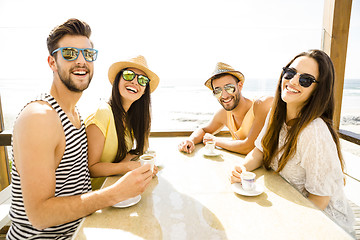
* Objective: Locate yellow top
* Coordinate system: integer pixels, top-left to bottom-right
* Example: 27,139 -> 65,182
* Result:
85,101 -> 133,189
226,102 -> 255,140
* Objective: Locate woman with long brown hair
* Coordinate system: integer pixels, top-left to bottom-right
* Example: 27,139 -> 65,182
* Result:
230,49 -> 355,235
86,55 -> 159,190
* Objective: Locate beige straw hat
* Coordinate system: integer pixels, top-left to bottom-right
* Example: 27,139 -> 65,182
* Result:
108,55 -> 159,93
204,62 -> 245,90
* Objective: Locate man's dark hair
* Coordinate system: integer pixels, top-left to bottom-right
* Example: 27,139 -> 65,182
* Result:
47,18 -> 92,56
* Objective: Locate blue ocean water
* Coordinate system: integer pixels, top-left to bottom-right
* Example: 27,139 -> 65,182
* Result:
343,79 -> 360,96
1,78 -> 359,131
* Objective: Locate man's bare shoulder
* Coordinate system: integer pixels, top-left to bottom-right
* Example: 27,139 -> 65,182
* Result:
253,96 -> 273,116
253,95 -> 273,104
213,107 -> 227,122
14,101 -> 62,137
16,100 -> 58,122
201,108 -> 227,133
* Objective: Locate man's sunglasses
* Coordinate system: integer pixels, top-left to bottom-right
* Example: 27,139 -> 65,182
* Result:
213,84 -> 236,99
122,70 -> 150,87
52,47 -> 98,62
282,67 -> 319,88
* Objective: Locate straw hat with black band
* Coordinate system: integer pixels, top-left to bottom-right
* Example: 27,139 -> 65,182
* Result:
204,62 -> 245,90
108,55 -> 159,93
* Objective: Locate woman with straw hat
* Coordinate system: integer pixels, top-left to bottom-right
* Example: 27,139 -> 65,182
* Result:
85,55 -> 159,190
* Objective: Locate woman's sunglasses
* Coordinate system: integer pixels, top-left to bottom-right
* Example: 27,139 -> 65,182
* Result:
213,84 -> 236,99
282,67 -> 319,88
51,47 -> 98,62
122,70 -> 150,87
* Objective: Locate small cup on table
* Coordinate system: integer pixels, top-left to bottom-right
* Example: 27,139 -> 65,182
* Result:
205,141 -> 215,154
240,171 -> 256,191
140,154 -> 155,173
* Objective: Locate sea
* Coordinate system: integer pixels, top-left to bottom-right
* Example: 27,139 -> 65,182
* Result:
1,78 -> 359,133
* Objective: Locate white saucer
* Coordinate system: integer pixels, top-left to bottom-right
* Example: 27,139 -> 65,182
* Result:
231,182 -> 264,196
112,195 -> 141,208
202,149 -> 221,157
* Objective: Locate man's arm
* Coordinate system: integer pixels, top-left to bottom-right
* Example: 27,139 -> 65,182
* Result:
178,109 -> 226,153
215,96 -> 273,154
13,102 -> 152,230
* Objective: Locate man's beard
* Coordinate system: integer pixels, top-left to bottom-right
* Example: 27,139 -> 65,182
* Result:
220,93 -> 240,111
57,64 -> 92,93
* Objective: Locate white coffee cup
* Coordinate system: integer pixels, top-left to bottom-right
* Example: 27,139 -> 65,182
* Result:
240,172 -> 256,191
205,141 -> 215,153
140,154 -> 155,173
145,149 -> 156,159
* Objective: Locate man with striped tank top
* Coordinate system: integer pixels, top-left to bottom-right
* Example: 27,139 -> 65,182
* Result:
7,19 -> 153,240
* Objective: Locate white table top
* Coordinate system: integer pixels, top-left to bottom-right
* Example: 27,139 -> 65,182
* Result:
73,137 -> 354,240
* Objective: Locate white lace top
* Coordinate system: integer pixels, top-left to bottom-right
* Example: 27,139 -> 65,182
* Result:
255,116 -> 355,235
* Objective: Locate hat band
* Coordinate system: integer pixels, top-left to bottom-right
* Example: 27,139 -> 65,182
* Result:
213,69 -> 236,75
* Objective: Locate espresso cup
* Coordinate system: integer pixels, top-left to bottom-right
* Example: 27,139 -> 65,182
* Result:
205,141 -> 215,153
140,154 -> 155,173
145,149 -> 156,159
240,172 -> 256,191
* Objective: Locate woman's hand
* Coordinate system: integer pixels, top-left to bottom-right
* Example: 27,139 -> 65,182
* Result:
230,165 -> 246,183
230,147 -> 264,182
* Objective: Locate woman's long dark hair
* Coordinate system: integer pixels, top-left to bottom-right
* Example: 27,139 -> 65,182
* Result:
262,49 -> 345,176
108,70 -> 151,162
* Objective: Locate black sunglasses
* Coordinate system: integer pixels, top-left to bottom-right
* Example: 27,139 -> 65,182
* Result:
213,84 -> 236,99
121,70 -> 150,87
282,67 -> 319,88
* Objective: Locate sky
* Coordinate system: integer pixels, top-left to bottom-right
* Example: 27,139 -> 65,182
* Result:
0,0 -> 358,85
0,0 -> 359,130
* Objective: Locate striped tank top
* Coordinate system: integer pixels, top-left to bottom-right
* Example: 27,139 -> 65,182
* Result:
7,93 -> 92,240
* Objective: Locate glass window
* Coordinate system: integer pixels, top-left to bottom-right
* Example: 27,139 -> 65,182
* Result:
341,0 -> 360,135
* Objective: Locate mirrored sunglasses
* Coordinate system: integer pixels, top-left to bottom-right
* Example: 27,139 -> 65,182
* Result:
122,70 -> 150,87
282,67 -> 319,88
51,47 -> 98,62
213,84 -> 236,99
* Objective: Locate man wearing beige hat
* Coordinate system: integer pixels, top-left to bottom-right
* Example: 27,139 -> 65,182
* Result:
178,62 -> 273,154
